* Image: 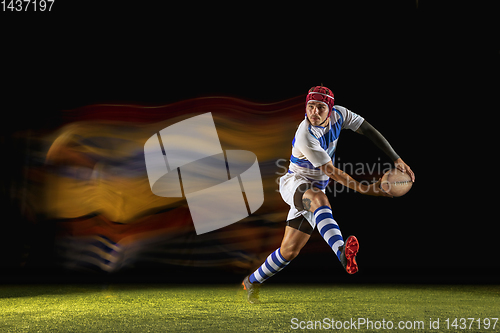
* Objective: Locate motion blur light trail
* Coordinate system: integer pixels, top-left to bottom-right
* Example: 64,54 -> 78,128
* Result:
26,96 -> 307,275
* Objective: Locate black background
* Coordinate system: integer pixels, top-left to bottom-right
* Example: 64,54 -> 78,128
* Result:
1,0 -> 498,284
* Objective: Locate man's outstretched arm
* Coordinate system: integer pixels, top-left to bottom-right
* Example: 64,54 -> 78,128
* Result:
318,161 -> 392,197
356,120 -> 415,182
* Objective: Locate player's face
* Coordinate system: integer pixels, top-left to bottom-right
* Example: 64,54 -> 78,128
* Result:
306,101 -> 329,126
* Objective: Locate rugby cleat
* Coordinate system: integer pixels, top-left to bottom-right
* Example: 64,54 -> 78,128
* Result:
340,235 -> 359,274
242,275 -> 261,304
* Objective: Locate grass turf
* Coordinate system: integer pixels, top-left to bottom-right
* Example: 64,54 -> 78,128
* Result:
0,283 -> 499,332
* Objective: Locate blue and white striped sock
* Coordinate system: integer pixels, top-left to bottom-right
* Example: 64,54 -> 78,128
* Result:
314,205 -> 344,260
249,248 -> 291,284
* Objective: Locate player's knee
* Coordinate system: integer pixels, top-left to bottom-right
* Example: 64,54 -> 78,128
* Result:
302,189 -> 330,212
281,245 -> 301,261
280,238 -> 304,260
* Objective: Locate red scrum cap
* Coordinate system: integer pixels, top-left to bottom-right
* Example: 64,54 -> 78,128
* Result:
306,86 -> 335,117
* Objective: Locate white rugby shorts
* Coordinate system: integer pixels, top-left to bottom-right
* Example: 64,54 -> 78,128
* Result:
279,172 -> 326,229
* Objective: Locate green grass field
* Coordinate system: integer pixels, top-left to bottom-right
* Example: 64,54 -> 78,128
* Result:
1,283 -> 498,332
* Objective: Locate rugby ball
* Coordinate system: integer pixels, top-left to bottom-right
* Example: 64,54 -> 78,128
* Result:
380,168 -> 413,197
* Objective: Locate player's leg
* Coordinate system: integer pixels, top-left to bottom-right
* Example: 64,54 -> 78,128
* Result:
280,224 -> 311,261
242,222 -> 311,303
242,183 -> 315,303
248,223 -> 311,282
302,188 -> 359,274
302,188 -> 343,258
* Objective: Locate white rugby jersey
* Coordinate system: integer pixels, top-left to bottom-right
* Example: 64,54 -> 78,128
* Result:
288,105 -> 364,189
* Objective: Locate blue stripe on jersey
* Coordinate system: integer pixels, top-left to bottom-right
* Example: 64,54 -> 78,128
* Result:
292,111 -> 347,171
330,117 -> 343,140
290,154 -> 318,169
308,126 -> 319,139
332,107 -> 344,123
308,119 -> 342,151
315,127 -> 333,150
313,122 -> 342,149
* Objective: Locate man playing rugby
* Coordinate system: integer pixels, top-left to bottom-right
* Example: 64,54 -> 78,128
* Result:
242,86 -> 415,303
